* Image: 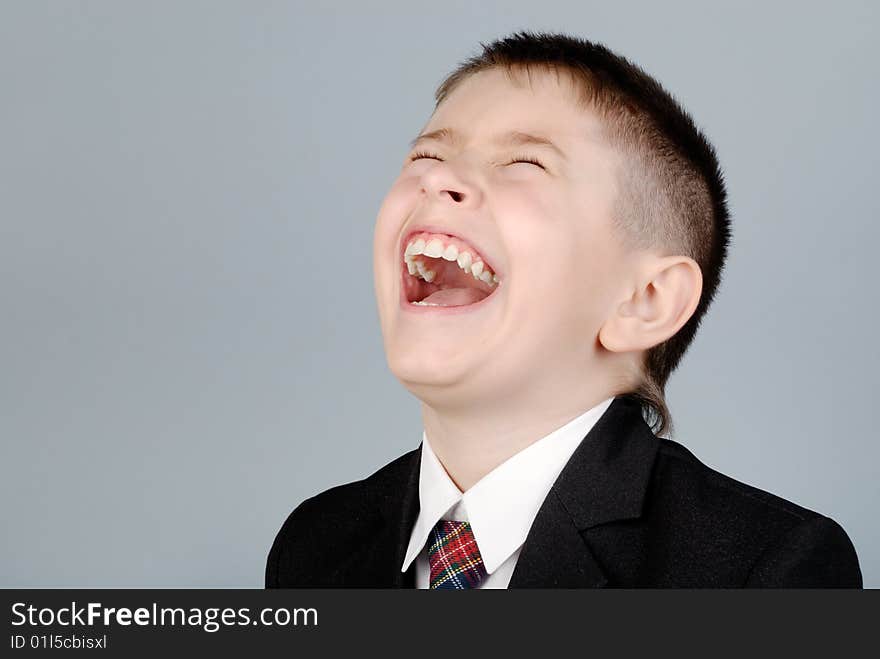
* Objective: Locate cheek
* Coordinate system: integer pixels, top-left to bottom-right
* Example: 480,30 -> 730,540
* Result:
499,182 -> 571,267
507,221 -> 614,335
374,176 -> 418,260
558,242 -> 623,340
515,252 -> 608,349
376,176 -> 414,230
493,181 -> 557,250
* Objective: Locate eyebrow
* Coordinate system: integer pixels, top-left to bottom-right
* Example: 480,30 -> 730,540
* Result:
408,127 -> 568,161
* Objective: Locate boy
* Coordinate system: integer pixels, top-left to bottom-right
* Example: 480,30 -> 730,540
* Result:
266,31 -> 862,588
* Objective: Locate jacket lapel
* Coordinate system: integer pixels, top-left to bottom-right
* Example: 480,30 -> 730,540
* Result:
367,395 -> 659,588
325,447 -> 421,587
389,445 -> 421,588
506,487 -> 609,587
508,395 -> 660,588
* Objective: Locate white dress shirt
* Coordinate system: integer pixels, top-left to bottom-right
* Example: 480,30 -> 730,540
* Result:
400,396 -> 615,588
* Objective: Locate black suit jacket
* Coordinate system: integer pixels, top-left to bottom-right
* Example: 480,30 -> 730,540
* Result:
266,396 -> 862,588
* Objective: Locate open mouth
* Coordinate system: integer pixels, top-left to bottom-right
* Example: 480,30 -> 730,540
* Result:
401,231 -> 500,308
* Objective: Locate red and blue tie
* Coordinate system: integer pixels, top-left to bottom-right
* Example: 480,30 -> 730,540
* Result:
427,520 -> 487,589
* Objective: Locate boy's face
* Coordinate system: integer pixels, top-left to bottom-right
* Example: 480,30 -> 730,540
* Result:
373,66 -> 633,409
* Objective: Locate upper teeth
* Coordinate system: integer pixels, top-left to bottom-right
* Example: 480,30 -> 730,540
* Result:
404,236 -> 499,286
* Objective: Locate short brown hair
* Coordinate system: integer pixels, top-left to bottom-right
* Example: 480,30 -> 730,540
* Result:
431,31 -> 732,437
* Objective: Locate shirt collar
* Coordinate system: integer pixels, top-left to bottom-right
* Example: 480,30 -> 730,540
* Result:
401,396 -> 616,575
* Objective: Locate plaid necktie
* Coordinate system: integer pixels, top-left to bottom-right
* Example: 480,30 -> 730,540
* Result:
427,519 -> 487,589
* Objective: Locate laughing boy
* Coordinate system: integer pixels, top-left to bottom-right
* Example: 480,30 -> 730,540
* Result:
266,32 -> 862,588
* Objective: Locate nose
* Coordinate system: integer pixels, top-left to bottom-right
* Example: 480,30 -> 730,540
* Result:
419,159 -> 482,207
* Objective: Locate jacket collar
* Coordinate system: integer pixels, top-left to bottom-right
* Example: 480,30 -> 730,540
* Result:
324,446 -> 421,587
507,395 -> 660,587
360,394 -> 658,588
391,446 -> 421,588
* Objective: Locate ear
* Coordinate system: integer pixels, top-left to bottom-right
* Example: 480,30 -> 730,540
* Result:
598,255 -> 703,353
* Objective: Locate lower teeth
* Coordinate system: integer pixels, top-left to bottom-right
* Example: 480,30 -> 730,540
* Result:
411,300 -> 442,306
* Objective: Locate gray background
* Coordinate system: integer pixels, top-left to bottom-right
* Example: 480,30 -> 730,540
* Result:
1,0 -> 877,587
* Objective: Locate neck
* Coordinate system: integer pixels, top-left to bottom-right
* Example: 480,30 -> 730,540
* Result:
420,381 -> 616,491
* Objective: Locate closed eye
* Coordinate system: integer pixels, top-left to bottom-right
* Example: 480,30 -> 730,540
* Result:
408,151 -> 546,170
506,154 -> 546,170
409,150 -> 442,162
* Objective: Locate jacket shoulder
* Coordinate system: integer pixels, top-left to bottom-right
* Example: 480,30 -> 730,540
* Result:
265,448 -> 418,588
647,438 -> 862,587
656,438 -> 818,519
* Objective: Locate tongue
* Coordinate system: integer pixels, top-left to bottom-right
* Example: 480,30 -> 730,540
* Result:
420,287 -> 488,307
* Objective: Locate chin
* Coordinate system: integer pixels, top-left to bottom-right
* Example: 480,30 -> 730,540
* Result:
385,345 -> 468,389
